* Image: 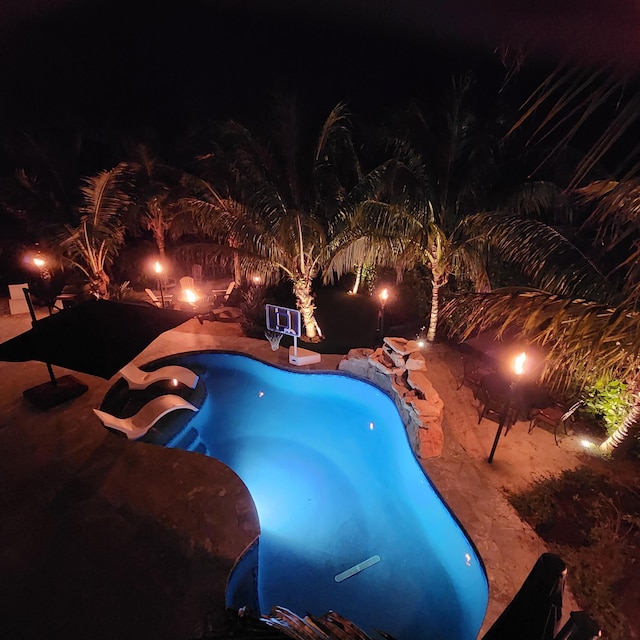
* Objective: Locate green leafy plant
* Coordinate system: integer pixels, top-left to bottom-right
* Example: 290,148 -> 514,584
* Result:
108,280 -> 132,301
582,376 -> 634,436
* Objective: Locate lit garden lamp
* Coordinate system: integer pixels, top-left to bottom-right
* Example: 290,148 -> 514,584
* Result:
377,287 -> 389,339
153,260 -> 166,308
488,351 -> 526,464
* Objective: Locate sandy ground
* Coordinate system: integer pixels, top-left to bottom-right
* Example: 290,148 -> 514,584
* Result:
0,297 -> 591,638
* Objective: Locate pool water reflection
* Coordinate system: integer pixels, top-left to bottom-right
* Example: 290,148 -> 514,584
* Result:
146,352 -> 488,640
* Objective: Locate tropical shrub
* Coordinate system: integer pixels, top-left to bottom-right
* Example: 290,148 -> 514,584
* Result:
582,376 -> 634,437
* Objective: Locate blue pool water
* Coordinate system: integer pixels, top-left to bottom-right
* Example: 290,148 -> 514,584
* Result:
145,352 -> 488,640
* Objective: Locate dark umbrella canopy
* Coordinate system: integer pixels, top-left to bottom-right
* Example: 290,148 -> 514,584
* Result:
0,299 -> 196,379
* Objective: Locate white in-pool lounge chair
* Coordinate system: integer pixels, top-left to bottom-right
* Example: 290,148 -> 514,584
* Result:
119,362 -> 199,390
93,394 -> 198,440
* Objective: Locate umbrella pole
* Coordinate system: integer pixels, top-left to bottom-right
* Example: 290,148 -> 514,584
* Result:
23,287 -> 57,386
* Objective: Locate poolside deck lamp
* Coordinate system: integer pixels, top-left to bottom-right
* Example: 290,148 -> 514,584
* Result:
153,260 -> 166,308
488,351 -> 526,464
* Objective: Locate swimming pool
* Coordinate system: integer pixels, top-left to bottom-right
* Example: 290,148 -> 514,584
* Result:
138,351 -> 488,640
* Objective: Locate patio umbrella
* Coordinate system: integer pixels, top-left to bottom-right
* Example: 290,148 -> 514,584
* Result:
0,298 -> 196,408
0,298 -> 196,379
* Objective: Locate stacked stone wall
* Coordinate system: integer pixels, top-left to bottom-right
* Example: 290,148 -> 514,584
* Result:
338,337 -> 444,458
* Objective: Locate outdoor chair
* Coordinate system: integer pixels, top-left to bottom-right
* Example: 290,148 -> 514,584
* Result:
119,362 -> 199,391
191,264 -> 203,284
455,342 -> 496,397
457,354 -> 486,397
528,400 -> 583,446
179,276 -> 196,291
477,370 -> 521,424
93,394 -> 198,440
144,288 -> 173,308
211,280 -> 236,307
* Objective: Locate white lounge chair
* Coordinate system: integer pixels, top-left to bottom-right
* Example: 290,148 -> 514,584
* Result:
119,362 -> 199,390
93,394 -> 198,440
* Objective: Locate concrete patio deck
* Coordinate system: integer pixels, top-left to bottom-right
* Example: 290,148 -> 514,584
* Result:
0,299 -> 585,639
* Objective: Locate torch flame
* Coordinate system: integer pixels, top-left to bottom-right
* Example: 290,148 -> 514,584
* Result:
153,260 -> 163,274
514,352 -> 526,376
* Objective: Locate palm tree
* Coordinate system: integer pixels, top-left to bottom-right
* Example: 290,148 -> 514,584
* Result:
335,74 -> 614,343
118,144 -> 199,262
59,164 -> 133,296
177,100 -> 395,341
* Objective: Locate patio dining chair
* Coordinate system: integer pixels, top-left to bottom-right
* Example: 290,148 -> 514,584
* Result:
476,371 -> 514,425
528,399 -> 583,446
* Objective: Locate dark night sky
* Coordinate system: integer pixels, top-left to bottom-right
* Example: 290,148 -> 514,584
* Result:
2,0 -> 640,68
0,0 -> 639,162
2,1 -> 640,118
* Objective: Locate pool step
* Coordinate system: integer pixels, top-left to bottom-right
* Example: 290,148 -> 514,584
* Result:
191,441 -> 208,455
168,427 -> 198,450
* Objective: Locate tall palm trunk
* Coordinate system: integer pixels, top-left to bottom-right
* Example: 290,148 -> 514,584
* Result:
293,275 -> 321,341
352,264 -> 363,294
153,229 -> 166,260
426,280 -> 442,342
146,198 -> 168,260
599,390 -> 640,457
230,233 -> 242,286
233,250 -> 241,286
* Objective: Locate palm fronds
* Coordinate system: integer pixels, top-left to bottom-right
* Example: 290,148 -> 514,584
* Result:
462,213 -> 616,303
59,164 -> 133,279
506,63 -> 640,185
441,289 -> 640,392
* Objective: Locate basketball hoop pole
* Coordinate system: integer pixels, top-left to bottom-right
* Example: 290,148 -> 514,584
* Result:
292,334 -> 298,358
